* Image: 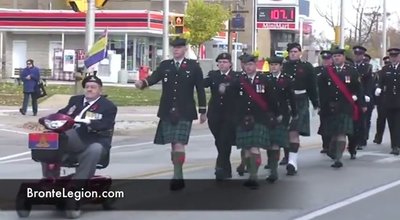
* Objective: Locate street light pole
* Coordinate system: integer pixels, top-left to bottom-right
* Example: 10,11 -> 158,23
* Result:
382,0 -> 387,62
299,17 -> 303,48
162,0 -> 169,60
85,0 -> 95,53
339,0 -> 345,48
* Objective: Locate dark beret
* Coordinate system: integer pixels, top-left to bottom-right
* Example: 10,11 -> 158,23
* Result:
82,75 -> 103,88
241,54 -> 257,63
267,56 -> 284,64
170,37 -> 187,47
287,42 -> 302,52
383,56 -> 389,60
388,48 -> 400,55
216,52 -> 231,62
331,48 -> 345,55
320,50 -> 332,59
364,53 -> 371,60
352,46 -> 367,54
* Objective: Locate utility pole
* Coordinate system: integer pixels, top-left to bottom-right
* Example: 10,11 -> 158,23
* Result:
162,0 -> 169,60
339,0 -> 345,48
85,0 -> 95,53
382,0 -> 387,63
227,4 -> 233,54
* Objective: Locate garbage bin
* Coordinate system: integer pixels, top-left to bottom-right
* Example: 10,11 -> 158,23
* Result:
118,69 -> 128,84
139,66 -> 149,80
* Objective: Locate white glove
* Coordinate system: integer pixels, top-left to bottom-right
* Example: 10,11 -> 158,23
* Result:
375,88 -> 382,97
352,95 -> 358,101
75,118 -> 91,124
276,115 -> 283,123
365,95 -> 370,103
219,83 -> 227,94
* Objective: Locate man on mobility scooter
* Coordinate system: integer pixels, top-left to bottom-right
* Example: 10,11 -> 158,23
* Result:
17,75 -> 118,219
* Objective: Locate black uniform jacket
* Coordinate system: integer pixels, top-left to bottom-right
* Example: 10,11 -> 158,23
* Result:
228,72 -> 280,126
318,64 -> 366,117
377,64 -> 400,109
58,95 -> 118,150
354,61 -> 375,103
265,72 -> 297,118
203,69 -> 241,120
283,59 -> 319,108
142,58 -> 207,121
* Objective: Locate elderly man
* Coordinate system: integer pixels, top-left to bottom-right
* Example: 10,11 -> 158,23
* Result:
135,37 -> 207,190
41,75 -> 118,181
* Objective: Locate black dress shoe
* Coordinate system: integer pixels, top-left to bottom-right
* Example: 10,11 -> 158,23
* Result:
266,175 -> 278,183
357,145 -> 364,150
19,108 -> 25,115
215,168 -> 232,181
243,179 -> 259,189
279,157 -> 288,165
320,149 -> 328,154
327,152 -> 336,160
350,154 -> 356,160
392,148 -> 400,156
286,164 -> 297,176
264,164 -> 270,169
236,164 -> 247,176
170,179 -> 185,191
331,161 -> 343,168
373,138 -> 382,144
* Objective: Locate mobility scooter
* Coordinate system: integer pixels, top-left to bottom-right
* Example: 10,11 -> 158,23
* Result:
16,113 -> 115,219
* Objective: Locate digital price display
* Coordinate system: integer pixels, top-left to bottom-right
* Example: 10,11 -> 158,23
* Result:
256,6 -> 298,30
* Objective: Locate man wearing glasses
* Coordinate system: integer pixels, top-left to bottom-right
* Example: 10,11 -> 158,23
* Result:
19,59 -> 40,116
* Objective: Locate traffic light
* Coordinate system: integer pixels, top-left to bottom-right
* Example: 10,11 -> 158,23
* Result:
95,0 -> 108,8
67,0 -> 87,12
172,16 -> 184,34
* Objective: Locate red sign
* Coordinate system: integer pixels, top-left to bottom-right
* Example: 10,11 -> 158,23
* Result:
257,22 -> 296,30
257,6 -> 296,23
302,22 -> 312,34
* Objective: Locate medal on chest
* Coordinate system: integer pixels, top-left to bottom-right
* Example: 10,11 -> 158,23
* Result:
256,84 -> 265,93
345,75 -> 351,83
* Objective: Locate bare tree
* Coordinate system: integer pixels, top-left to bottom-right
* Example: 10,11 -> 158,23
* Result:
315,1 -> 339,33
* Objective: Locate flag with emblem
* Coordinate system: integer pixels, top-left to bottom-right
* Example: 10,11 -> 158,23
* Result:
28,133 -> 59,150
84,29 -> 108,68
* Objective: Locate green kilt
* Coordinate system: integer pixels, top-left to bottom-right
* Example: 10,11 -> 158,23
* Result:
321,114 -> 353,136
289,94 -> 310,136
236,123 -> 270,149
270,116 -> 290,148
154,120 -> 192,145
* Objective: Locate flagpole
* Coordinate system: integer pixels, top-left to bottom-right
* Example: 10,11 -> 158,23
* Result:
162,0 -> 169,60
85,0 -> 96,61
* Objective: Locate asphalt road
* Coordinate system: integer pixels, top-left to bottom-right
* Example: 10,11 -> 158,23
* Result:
0,110 -> 400,219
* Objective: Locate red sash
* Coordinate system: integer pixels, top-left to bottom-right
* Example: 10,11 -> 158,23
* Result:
326,66 -> 360,121
240,77 -> 268,111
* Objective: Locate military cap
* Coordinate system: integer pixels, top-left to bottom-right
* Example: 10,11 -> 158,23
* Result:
170,37 -> 187,47
241,54 -> 257,63
320,50 -> 332,59
267,56 -> 284,64
364,53 -> 371,60
215,52 -> 231,62
287,42 -> 302,52
331,48 -> 345,55
82,75 -> 103,88
387,48 -> 400,55
383,56 -> 389,60
352,46 -> 367,54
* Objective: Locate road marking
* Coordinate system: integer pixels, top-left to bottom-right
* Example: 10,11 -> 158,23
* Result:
0,157 -> 31,164
375,157 -> 400,163
0,129 -> 28,135
0,151 -> 31,161
293,179 -> 400,220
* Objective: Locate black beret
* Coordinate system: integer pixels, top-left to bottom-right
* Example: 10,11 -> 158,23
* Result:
287,42 -> 302,51
320,50 -> 332,59
387,48 -> 400,55
82,75 -> 103,88
331,48 -> 345,55
364,53 -> 371,60
352,46 -> 367,54
241,54 -> 257,63
170,37 -> 187,47
267,56 -> 284,64
216,52 -> 231,62
383,56 -> 389,60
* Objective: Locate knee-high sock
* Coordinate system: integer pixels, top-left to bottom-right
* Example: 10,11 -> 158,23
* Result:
240,149 -> 246,165
329,139 -> 337,157
246,153 -> 261,180
171,151 -> 185,179
336,141 -> 346,162
268,150 -> 279,177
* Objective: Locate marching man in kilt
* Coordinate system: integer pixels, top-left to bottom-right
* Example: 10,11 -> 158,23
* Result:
135,37 -> 207,190
220,54 -> 280,189
264,56 -> 298,182
282,43 -> 319,175
318,48 -> 366,168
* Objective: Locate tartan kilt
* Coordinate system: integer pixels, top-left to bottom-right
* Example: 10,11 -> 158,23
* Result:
289,94 -> 310,136
270,116 -> 290,148
236,123 -> 270,150
154,120 -> 192,145
321,114 -> 353,136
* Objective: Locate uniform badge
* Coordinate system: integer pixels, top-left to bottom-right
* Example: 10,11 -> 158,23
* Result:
239,91 -> 243,96
328,81 -> 331,86
67,105 -> 76,115
345,75 -> 351,83
164,77 -> 168,82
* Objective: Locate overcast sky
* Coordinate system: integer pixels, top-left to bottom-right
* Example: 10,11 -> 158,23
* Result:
309,0 -> 399,40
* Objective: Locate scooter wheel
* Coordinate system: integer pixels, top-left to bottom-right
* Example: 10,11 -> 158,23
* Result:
64,198 -> 81,219
16,195 -> 31,218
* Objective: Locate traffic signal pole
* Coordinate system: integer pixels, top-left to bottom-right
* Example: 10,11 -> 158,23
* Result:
85,0 -> 95,54
163,0 -> 169,60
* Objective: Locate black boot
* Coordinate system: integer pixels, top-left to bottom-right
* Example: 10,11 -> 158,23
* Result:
170,179 -> 185,191
279,149 -> 289,165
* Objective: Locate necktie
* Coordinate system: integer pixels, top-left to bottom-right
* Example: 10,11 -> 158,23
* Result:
175,61 -> 180,69
81,101 -> 91,119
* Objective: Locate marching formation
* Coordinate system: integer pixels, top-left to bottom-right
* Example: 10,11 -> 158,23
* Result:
134,37 -> 399,190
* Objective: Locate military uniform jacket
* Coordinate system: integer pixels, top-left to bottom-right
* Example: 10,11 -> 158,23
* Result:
354,61 -> 375,103
377,64 -> 400,109
143,58 -> 207,120
203,69 -> 240,120
58,95 -> 118,150
266,72 -> 297,118
318,64 -> 366,117
283,60 -> 319,108
229,72 -> 279,126
374,67 -> 387,106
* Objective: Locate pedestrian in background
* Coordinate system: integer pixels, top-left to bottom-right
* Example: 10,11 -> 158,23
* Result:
19,59 -> 40,116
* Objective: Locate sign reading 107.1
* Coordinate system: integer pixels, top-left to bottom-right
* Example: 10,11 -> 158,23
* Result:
257,6 -> 296,23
